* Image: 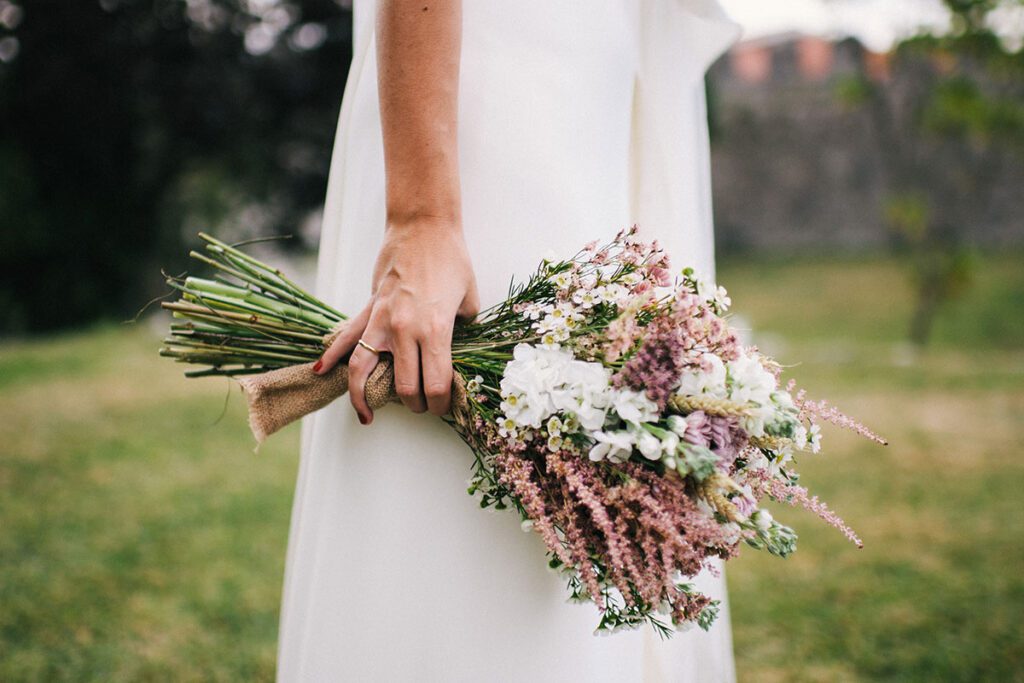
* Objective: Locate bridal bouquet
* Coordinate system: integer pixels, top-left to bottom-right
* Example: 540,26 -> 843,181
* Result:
160,227 -> 886,637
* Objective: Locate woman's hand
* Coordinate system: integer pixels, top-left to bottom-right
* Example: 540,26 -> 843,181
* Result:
316,0 -> 471,424
314,217 -> 479,424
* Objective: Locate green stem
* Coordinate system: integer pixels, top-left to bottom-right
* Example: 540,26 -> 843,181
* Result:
198,233 -> 348,321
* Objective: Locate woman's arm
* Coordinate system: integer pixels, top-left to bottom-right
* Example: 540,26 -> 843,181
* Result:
315,0 -> 479,425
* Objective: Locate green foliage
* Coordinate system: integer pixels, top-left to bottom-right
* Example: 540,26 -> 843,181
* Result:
924,76 -> 1024,144
844,0 -> 1024,346
834,74 -> 873,107
884,193 -> 931,243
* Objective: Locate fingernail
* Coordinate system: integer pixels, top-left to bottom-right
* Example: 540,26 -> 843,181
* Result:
313,359 -> 323,373
357,412 -> 368,425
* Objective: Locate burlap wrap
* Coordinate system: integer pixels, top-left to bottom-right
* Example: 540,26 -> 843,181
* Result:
238,322 -> 469,444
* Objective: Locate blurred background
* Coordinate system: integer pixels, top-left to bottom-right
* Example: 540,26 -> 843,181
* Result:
1,0 -> 1021,680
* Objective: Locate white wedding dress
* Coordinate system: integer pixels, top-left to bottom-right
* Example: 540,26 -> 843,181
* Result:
277,1 -> 742,681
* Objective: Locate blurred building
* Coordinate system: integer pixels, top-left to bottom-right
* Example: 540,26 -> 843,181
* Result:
708,32 -> 1024,253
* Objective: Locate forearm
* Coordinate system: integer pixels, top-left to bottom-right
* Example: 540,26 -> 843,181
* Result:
376,0 -> 463,227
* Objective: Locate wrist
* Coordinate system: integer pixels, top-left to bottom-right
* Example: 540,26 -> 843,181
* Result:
385,209 -> 463,235
385,168 -> 462,230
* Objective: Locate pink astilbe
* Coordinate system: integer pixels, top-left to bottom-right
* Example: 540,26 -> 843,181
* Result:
603,293 -> 653,363
489,442 -> 740,630
749,469 -> 864,548
549,452 -> 636,605
613,284 -> 745,410
494,451 -> 573,567
786,379 -> 888,446
613,313 -> 686,410
559,483 -> 604,605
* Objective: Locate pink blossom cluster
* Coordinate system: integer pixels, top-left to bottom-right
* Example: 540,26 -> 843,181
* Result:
786,379 -> 889,446
746,468 -> 864,548
678,410 -> 746,471
613,288 -> 742,409
490,442 -> 738,629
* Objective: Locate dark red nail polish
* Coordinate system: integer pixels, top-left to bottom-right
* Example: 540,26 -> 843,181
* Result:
358,413 -> 368,425
313,359 -> 323,372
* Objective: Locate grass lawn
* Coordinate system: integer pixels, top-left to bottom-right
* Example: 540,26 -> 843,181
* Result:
1,253 -> 1021,681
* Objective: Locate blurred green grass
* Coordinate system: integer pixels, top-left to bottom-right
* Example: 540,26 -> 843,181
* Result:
719,252 -> 1024,682
0,253 -> 1021,681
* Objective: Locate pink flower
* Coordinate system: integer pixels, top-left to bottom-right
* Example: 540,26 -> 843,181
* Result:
649,266 -> 673,287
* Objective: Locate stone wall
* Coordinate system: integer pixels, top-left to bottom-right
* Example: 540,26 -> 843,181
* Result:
707,35 -> 1024,253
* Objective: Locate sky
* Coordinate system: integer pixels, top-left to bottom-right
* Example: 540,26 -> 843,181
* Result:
719,0 -> 1024,51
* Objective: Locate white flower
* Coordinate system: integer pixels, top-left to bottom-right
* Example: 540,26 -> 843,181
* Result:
600,283 -> 628,304
695,278 -> 715,301
498,343 -> 614,432
660,430 -> 680,456
745,450 -> 771,473
588,430 -> 634,463
558,353 -> 610,398
523,303 -> 546,321
499,393 -> 524,419
498,417 -> 518,439
666,415 -> 689,437
535,312 -> 564,333
741,418 -> 764,438
539,331 -> 563,349
719,521 -> 743,545
677,353 -> 728,399
621,270 -> 643,286
572,403 -> 609,431
546,416 -> 563,436
630,424 -> 662,460
727,352 -> 777,407
466,375 -> 484,394
572,288 -> 600,309
750,509 -> 774,531
808,423 -> 822,453
556,301 -> 580,318
771,390 -> 796,411
611,388 -> 659,424
547,434 -> 564,452
792,424 -> 809,450
551,272 -> 573,289
521,519 -> 535,532
714,285 -> 731,312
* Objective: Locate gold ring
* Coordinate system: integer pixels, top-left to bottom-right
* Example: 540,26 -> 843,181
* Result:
357,338 -> 381,355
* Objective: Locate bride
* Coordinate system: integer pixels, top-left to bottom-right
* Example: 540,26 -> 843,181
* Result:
277,1 -> 742,680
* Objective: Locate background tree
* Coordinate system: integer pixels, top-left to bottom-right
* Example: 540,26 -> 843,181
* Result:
0,0 -> 353,333
838,0 -> 1024,345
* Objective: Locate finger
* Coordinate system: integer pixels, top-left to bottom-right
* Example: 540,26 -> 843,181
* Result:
420,317 -> 454,417
457,281 -> 481,323
316,305 -> 371,374
392,327 -> 427,414
348,325 -> 387,425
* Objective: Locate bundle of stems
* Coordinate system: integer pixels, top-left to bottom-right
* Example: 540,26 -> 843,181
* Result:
160,233 -> 549,383
160,233 -> 347,378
